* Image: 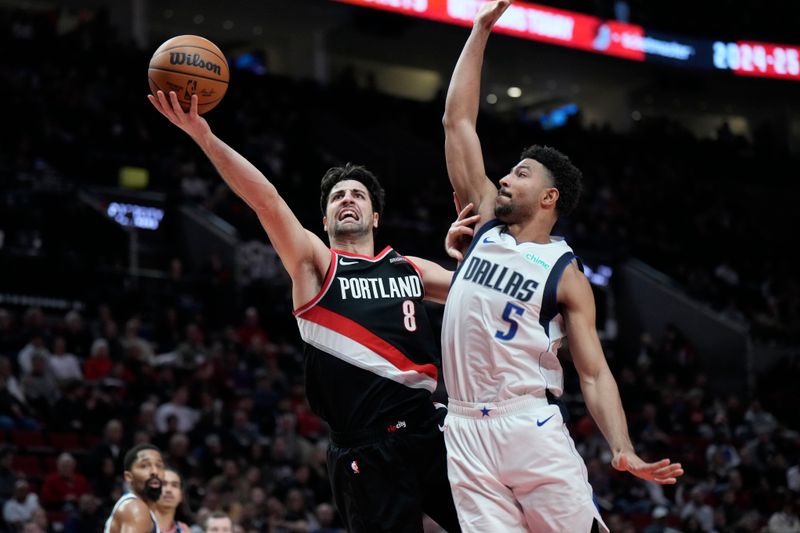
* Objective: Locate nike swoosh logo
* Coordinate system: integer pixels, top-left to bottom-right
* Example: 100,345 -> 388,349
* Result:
438,424 -> 445,432
339,259 -> 358,266
483,237 -> 496,244
536,414 -> 556,427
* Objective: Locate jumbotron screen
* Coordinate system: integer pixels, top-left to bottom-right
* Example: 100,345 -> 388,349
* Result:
333,0 -> 800,81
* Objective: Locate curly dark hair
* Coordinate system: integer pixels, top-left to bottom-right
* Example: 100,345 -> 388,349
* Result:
519,145 -> 582,216
123,443 -> 161,471
319,163 -> 386,218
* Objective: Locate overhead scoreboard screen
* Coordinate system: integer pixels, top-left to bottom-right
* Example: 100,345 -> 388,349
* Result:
333,0 -> 800,81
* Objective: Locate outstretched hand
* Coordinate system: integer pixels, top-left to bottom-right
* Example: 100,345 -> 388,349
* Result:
147,90 -> 211,140
475,0 -> 513,31
445,194 -> 481,262
612,450 -> 684,485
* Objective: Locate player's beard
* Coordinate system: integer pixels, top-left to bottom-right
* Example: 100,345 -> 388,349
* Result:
142,478 -> 163,503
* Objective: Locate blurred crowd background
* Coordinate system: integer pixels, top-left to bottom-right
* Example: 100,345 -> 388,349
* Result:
1,1 -> 799,532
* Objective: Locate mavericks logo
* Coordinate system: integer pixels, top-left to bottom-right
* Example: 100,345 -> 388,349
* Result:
524,253 -> 551,270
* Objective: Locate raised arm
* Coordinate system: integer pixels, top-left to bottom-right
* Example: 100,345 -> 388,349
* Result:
558,264 -> 684,484
148,91 -> 330,302
442,0 -> 512,226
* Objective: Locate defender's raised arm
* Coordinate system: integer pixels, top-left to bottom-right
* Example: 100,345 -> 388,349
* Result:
442,0 -> 512,226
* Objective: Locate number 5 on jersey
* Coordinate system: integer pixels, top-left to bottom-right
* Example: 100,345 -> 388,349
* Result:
402,300 -> 417,332
496,302 -> 524,340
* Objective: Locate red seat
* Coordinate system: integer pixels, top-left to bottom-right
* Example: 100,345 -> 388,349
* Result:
47,510 -> 69,527
48,431 -> 83,451
11,429 -> 47,448
11,455 -> 42,477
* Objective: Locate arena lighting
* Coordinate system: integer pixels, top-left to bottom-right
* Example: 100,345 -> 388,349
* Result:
507,86 -> 522,97
106,202 -> 165,231
332,0 -> 800,81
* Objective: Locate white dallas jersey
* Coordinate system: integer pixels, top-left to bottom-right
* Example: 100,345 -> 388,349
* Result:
104,492 -> 160,533
442,220 -> 579,403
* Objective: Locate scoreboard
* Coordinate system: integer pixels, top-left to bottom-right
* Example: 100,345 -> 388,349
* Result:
333,0 -> 800,82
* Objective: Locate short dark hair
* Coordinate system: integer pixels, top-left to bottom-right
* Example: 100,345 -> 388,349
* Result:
520,145 -> 582,216
319,163 -> 386,217
123,444 -> 161,471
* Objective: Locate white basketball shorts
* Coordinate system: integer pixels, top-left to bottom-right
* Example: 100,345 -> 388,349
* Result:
443,395 -> 609,532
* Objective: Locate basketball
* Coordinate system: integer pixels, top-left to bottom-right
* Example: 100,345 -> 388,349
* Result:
148,35 -> 229,114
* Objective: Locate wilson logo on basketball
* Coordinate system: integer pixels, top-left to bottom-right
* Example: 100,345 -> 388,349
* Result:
168,52 -> 222,75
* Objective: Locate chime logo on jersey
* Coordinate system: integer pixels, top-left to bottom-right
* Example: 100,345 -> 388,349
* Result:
461,256 -> 539,302
338,275 -> 422,300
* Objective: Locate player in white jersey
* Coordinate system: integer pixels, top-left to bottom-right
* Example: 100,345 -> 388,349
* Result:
440,1 -> 684,531
105,444 -> 165,533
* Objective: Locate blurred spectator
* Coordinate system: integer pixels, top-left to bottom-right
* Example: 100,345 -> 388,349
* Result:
2,479 -> 41,529
84,339 -> 113,381
0,371 -> 39,430
61,310 -> 91,359
643,505 -> 681,533
205,510 -> 234,533
63,493 -> 104,533
767,497 -> 800,533
155,386 -> 199,434
236,307 -> 269,348
40,452 -> 90,511
17,336 -> 50,376
93,419 -> 125,472
48,336 -> 82,383
310,502 -> 344,533
21,506 -> 50,533
21,353 -> 59,414
680,485 -> 715,532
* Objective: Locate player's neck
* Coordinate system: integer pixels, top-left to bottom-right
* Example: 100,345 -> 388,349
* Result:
330,235 -> 375,257
153,507 -> 175,531
504,218 -> 554,244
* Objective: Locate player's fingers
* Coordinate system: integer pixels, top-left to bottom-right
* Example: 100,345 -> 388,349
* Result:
155,91 -> 179,122
454,226 -> 475,237
190,93 -> 199,116
447,249 -> 464,261
168,91 -> 184,116
457,202 -> 475,219
453,192 -> 463,214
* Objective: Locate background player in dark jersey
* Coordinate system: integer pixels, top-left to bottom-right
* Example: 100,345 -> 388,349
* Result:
154,468 -> 190,533
148,91 -> 460,533
104,444 -> 165,533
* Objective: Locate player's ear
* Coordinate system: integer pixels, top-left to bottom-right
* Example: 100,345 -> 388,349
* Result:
124,471 -> 133,484
373,212 -> 380,229
542,187 -> 559,208
322,216 -> 328,232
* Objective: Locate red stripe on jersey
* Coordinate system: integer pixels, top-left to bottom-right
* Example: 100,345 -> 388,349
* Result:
301,305 -> 439,381
293,249 -> 338,316
332,245 -> 393,261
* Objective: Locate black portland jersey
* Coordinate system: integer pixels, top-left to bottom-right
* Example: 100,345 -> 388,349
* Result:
293,246 -> 440,432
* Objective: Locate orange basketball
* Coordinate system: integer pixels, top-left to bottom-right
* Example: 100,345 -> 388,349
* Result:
148,35 -> 229,114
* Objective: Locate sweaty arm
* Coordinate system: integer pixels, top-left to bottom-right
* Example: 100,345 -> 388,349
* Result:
442,1 -> 513,225
559,263 -> 684,484
148,92 -> 330,303
115,499 -> 155,533
406,257 -> 453,305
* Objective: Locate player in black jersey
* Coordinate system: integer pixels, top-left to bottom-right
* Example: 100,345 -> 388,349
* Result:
149,90 -> 461,533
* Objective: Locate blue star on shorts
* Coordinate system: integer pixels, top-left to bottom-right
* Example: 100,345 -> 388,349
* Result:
480,406 -> 491,417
